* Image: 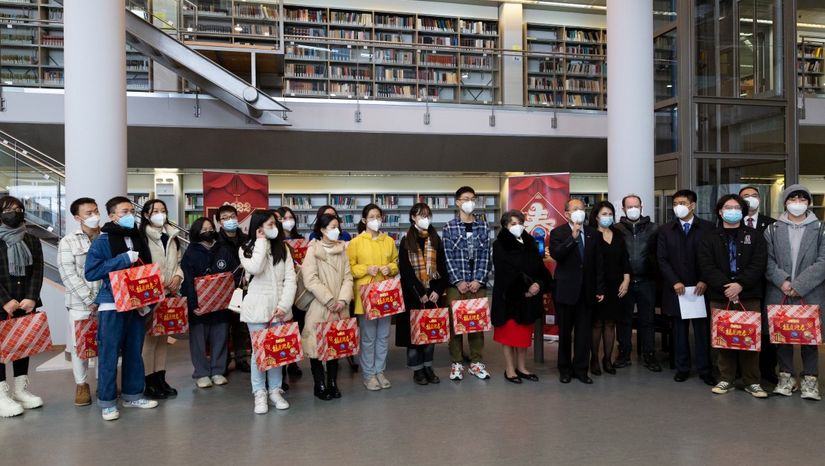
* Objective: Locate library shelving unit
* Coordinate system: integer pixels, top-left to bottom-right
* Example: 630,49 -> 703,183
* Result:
183,190 -> 205,228
798,39 -> 824,95
524,23 -> 607,110
181,1 -> 282,49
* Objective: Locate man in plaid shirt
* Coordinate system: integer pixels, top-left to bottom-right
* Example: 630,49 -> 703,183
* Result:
442,186 -> 492,381
57,198 -> 102,407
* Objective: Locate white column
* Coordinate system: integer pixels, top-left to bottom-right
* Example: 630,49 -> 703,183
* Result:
499,3 -> 524,106
64,0 -> 128,228
606,0 -> 655,219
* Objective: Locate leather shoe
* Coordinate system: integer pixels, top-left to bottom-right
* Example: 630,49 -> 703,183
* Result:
700,374 -> 717,386
577,375 -> 594,384
505,372 -> 523,384
674,371 -> 690,382
590,360 -> 602,376
602,358 -> 616,375
560,373 -> 572,384
516,370 -> 539,382
643,353 -> 662,372
613,352 -> 631,368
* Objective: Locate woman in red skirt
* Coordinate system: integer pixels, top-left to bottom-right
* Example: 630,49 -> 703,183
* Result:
492,210 -> 553,383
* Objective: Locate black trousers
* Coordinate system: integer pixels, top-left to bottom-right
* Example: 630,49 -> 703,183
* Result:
673,317 -> 711,376
556,300 -> 593,377
1,279 -> 32,382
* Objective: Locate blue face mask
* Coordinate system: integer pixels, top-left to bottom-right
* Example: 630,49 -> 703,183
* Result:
222,219 -> 239,232
722,209 -> 743,224
117,213 -> 136,229
598,216 -> 614,228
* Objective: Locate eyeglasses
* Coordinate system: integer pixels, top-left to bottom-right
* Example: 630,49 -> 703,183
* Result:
458,197 -> 476,203
220,215 -> 237,221
1,208 -> 23,214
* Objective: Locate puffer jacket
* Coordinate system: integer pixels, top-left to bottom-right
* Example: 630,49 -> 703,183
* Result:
239,238 -> 297,324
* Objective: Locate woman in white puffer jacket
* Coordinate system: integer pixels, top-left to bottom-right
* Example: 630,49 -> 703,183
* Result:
239,211 -> 296,414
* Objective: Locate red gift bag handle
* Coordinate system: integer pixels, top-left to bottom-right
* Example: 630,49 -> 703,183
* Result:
724,300 -> 748,312
780,295 -> 807,306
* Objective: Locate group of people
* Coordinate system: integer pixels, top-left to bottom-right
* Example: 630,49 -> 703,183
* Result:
0,181 -> 822,420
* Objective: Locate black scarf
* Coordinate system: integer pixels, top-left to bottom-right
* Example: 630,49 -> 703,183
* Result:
101,222 -> 152,265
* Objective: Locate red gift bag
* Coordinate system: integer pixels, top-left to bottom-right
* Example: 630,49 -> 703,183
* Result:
287,239 -> 310,266
251,321 -> 303,371
109,261 -> 165,312
359,277 -> 405,320
150,297 -> 189,336
451,298 -> 492,335
74,317 -> 98,360
767,298 -> 822,345
410,308 -> 450,344
0,312 -> 53,364
194,272 -> 234,316
711,302 -> 761,352
315,318 -> 359,362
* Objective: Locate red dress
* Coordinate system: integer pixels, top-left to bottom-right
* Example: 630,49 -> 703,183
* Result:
494,319 -> 534,348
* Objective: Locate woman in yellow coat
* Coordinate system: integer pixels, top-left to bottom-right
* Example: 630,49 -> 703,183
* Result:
348,203 -> 399,391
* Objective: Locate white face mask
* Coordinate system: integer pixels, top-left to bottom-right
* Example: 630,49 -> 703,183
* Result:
460,201 -> 475,215
150,213 -> 166,227
281,219 -> 295,232
625,207 -> 641,221
745,197 -> 760,211
325,228 -> 341,242
416,217 -> 431,231
367,219 -> 382,232
673,205 -> 690,219
570,210 -> 586,224
264,226 -> 279,239
508,224 -> 525,238
82,215 -> 100,229
787,202 -> 808,217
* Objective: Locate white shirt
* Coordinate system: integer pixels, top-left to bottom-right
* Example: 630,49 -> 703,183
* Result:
745,213 -> 759,228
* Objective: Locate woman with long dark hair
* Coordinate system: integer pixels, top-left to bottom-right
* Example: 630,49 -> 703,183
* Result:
308,205 -> 352,242
276,206 -> 303,240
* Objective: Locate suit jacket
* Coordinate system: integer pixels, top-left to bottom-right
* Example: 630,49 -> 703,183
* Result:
657,216 -> 714,317
697,225 -> 768,302
549,223 -> 604,306
746,214 -> 775,233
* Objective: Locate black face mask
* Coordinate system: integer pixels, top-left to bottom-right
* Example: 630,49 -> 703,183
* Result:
1,211 -> 23,228
200,231 -> 217,243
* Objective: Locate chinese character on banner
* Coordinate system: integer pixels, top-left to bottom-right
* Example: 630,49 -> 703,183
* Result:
507,173 -> 570,340
203,171 -> 270,233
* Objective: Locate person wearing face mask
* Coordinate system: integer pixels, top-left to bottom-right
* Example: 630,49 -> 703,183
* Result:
348,203 -> 399,391
216,205 -> 251,374
181,217 -> 234,389
549,198 -> 605,384
240,211 -> 297,414
301,214 -> 353,400
492,210 -> 553,384
698,194 -> 768,398
658,190 -> 715,386
309,205 -> 353,242
396,203 -> 449,385
588,202 -> 630,376
139,199 -> 184,400
85,196 -> 158,421
613,195 -> 659,371
277,206 -> 303,240
0,196 -> 45,418
442,186 -> 493,382
764,185 -> 825,401
738,186 -> 778,386
57,197 -> 103,408
276,206 -> 305,384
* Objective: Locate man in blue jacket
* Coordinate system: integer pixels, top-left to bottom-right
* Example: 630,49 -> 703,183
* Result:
85,196 -> 159,421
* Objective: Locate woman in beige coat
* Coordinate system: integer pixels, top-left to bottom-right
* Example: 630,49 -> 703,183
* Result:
301,214 -> 353,400
139,199 -> 184,399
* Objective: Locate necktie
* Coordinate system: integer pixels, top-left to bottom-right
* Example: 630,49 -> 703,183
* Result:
729,236 -> 737,274
683,222 -> 690,236
576,233 -> 584,260
747,217 -> 754,229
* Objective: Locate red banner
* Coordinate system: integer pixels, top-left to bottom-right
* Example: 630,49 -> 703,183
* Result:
507,173 -> 570,340
203,171 -> 270,231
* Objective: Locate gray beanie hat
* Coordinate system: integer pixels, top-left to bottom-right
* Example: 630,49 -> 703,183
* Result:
782,184 -> 812,203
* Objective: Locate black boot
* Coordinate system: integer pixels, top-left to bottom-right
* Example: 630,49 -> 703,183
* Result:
326,360 -> 341,399
144,373 -> 167,400
310,359 -> 332,401
413,369 -> 429,385
287,362 -> 303,379
643,353 -> 662,373
423,366 -> 440,384
157,370 -> 178,397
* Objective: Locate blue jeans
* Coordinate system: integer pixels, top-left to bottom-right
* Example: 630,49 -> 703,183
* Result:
358,315 -> 391,378
247,322 -> 283,394
97,309 -> 147,408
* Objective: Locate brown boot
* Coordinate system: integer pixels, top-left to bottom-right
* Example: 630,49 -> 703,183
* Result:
74,383 -> 91,407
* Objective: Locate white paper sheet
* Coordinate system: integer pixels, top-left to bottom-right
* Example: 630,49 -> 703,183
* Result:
678,287 -> 707,320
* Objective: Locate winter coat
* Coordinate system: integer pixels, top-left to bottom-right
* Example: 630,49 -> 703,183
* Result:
764,212 -> 825,308
239,238 -> 297,324
492,229 -> 553,327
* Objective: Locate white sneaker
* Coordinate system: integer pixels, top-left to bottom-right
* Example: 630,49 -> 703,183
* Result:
450,363 -> 465,381
0,382 -> 23,418
773,372 -> 798,397
268,388 -> 289,410
744,384 -> 769,399
211,375 -> 228,386
101,406 -> 120,421
253,390 -> 268,414
12,375 -> 43,409
469,362 -> 491,380
196,377 -> 213,389
711,381 -> 735,395
363,376 -> 382,391
376,372 -> 392,389
122,398 -> 159,409
801,375 -> 821,401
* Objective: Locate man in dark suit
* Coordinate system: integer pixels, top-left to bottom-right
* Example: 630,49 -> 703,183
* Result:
658,190 -> 716,386
739,186 -> 778,385
549,198 -> 604,384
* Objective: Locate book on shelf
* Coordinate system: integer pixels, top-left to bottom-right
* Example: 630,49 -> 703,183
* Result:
330,11 -> 372,27
285,44 -> 326,60
566,60 -> 602,75
537,60 -> 563,74
285,8 -> 326,23
376,31 -> 413,44
235,23 -> 277,37
567,93 -> 598,107
283,195 -> 313,209
285,80 -> 327,95
329,49 -> 369,62
419,35 -> 458,47
375,49 -> 414,65
418,69 -> 458,84
377,84 -> 416,98
565,78 -> 601,92
376,195 -> 399,208
0,53 -> 37,65
566,29 -> 601,43
565,44 -> 600,55
462,55 -> 492,69
329,82 -> 371,96
460,20 -> 496,36
184,4 -> 229,16
377,67 -> 416,82
186,22 -> 233,34
329,29 -> 371,41
331,195 -> 358,209
285,63 -> 326,78
285,25 -> 325,37
528,76 -> 562,90
375,14 -> 414,29
235,4 -> 279,20
528,92 -> 563,106
420,54 -> 457,67
416,17 -> 456,33
41,35 -> 63,46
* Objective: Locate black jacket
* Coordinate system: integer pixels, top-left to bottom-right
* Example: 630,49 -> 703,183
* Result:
747,214 -> 776,233
657,216 -> 714,317
218,229 -> 247,286
491,230 -> 554,327
395,233 -> 449,347
0,232 -> 44,309
180,241 -> 236,314
614,216 -> 658,280
549,223 -> 604,306
697,225 -> 768,303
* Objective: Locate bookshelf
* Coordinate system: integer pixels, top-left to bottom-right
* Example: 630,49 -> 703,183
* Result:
524,23 -> 607,110
798,39 -> 824,95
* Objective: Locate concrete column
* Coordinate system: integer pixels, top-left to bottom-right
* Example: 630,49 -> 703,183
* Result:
499,3 -> 524,105
64,0 -> 128,227
606,0 -> 655,218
